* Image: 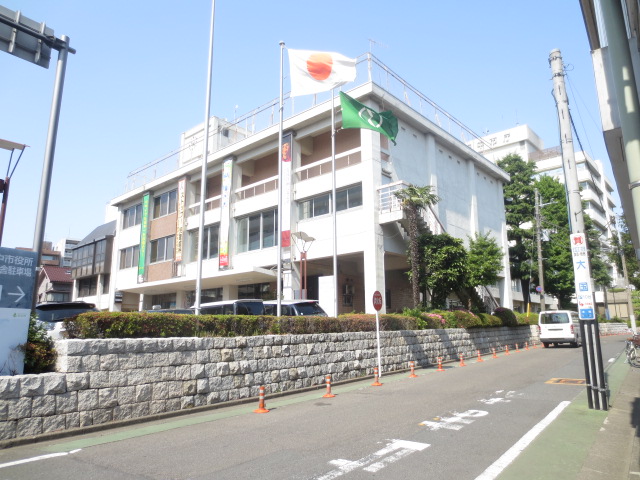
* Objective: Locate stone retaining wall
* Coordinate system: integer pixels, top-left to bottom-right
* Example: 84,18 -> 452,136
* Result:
0,324 -> 627,442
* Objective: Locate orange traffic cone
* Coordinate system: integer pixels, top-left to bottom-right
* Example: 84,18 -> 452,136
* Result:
459,353 -> 467,367
371,367 -> 383,386
476,349 -> 484,362
515,343 -> 521,353
323,375 -> 336,398
492,348 -> 498,359
254,385 -> 269,413
409,361 -> 418,378
437,356 -> 445,372
525,342 -> 530,351
505,345 -> 510,355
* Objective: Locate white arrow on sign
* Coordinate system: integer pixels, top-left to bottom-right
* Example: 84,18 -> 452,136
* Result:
8,286 -> 25,304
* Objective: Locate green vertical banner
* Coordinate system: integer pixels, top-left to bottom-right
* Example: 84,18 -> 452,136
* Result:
138,192 -> 150,283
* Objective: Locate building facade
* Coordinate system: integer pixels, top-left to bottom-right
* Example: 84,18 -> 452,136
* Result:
106,58 -> 512,315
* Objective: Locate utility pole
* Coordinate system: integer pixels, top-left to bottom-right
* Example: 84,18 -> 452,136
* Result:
535,188 -> 545,311
550,49 -> 607,411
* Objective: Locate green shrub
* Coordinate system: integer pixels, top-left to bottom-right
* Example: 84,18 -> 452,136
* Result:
478,313 -> 502,327
20,315 -> 57,374
492,307 -> 518,327
516,312 -> 538,326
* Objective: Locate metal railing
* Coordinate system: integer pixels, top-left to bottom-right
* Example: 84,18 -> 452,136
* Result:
123,54 -> 492,193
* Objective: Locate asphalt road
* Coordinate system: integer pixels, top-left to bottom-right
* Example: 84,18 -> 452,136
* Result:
0,336 -> 625,480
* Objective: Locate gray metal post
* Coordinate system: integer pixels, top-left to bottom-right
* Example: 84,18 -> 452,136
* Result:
600,0 -> 640,258
535,188 -> 545,310
32,35 -> 70,309
194,0 -> 215,316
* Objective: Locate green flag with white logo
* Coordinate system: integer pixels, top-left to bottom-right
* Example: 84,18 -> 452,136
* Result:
339,91 -> 398,145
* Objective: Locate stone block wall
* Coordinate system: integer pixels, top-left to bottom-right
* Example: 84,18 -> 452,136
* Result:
0,325 -> 571,442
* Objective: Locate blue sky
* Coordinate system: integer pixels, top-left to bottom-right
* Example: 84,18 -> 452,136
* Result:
0,1 -> 613,250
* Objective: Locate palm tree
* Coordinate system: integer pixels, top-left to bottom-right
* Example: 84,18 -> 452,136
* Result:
393,184 -> 440,308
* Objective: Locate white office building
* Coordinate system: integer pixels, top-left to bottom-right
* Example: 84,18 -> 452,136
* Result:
106,56 -> 513,315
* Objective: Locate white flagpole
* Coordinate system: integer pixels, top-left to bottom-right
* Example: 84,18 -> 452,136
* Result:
276,41 -> 285,317
331,89 -> 339,317
194,0 -> 216,315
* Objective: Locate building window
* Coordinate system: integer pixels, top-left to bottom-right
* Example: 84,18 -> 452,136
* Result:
151,293 -> 176,309
238,282 -> 273,299
94,240 -> 107,274
47,292 -> 70,302
299,184 -> 362,220
150,235 -> 175,263
189,224 -> 219,261
123,203 -> 143,229
153,190 -> 178,219
78,278 -> 97,297
237,209 -> 277,253
120,245 -> 140,269
71,244 -> 94,278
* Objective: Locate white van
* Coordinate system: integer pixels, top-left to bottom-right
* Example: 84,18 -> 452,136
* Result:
538,310 -> 581,348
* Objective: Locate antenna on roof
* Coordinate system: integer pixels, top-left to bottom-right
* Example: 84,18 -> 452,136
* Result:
368,38 -> 388,53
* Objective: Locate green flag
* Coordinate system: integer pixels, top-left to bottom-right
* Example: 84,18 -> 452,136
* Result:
339,91 -> 398,145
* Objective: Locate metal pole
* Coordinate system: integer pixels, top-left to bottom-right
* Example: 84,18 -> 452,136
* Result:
194,0 -> 216,315
535,188 -> 545,310
32,35 -> 70,310
587,321 -> 600,410
276,41 -> 285,317
331,89 -> 338,317
579,320 -> 594,409
592,321 -> 608,410
0,176 -> 9,245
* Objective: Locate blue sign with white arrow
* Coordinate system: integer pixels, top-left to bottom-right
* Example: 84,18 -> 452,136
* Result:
0,247 -> 37,309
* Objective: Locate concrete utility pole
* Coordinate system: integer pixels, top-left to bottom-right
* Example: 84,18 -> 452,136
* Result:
535,188 -> 545,311
550,48 -> 607,411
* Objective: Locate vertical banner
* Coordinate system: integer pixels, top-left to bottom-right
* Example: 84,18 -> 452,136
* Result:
218,158 -> 233,270
570,233 -> 595,320
281,132 -> 293,254
138,192 -> 151,283
174,178 -> 187,262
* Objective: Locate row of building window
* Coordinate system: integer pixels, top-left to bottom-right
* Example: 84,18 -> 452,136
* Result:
122,184 -> 363,230
119,185 -> 363,269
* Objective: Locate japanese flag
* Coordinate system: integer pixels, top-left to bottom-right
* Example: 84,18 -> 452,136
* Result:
288,49 -> 357,97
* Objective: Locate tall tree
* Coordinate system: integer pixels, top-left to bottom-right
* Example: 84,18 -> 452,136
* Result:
466,232 -> 504,288
608,216 -> 640,290
420,232 -> 468,309
394,184 -> 440,308
497,154 -> 537,304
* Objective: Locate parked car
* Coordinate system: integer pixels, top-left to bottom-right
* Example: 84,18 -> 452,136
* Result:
35,301 -> 99,340
197,299 -> 265,315
264,300 -> 328,316
538,310 -> 581,348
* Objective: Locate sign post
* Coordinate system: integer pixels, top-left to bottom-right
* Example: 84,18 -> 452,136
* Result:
0,247 -> 37,375
372,291 -> 383,379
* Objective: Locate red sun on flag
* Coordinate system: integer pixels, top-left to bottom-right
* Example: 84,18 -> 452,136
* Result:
306,53 -> 333,80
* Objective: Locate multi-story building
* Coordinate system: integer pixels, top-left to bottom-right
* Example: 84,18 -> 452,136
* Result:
36,265 -> 72,303
54,238 -> 80,268
106,57 -> 512,315
70,221 -> 116,310
472,125 -> 619,311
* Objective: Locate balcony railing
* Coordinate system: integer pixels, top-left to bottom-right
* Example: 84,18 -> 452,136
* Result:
235,175 -> 278,201
378,181 -> 444,235
295,148 -> 361,181
187,195 -> 221,217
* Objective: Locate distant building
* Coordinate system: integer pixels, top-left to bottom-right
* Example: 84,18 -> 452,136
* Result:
36,265 -> 72,303
54,238 -> 80,268
71,221 -> 116,310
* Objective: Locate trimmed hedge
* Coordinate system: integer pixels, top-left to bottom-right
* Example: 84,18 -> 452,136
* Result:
65,307 -> 527,339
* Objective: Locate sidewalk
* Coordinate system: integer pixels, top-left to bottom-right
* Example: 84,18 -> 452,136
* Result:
497,350 -> 640,480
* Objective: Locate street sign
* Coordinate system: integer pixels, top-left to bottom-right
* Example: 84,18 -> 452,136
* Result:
570,233 -> 595,320
372,291 -> 383,311
0,247 -> 37,309
0,247 -> 37,375
536,286 -> 542,293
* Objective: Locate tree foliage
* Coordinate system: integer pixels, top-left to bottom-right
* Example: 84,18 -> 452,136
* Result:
419,232 -> 468,309
467,232 -> 504,288
497,154 -> 537,303
608,217 -> 640,290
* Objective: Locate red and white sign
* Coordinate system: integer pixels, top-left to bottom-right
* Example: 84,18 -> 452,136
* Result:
372,291 -> 383,311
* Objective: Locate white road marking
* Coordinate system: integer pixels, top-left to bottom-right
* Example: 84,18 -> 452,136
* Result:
0,449 -> 81,469
479,397 -> 510,405
315,439 -> 429,479
420,409 -> 489,430
474,401 -> 571,480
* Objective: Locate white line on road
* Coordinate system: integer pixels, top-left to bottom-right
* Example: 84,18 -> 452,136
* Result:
0,449 -> 81,469
474,401 -> 570,480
